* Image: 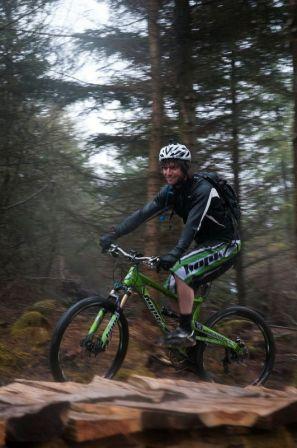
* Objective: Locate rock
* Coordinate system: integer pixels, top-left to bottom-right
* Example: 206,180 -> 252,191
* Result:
0,376 -> 295,444
6,402 -> 69,442
10,310 -> 50,346
10,326 -> 50,346
29,300 -> 59,317
11,311 -> 49,331
65,403 -> 142,442
0,343 -> 28,378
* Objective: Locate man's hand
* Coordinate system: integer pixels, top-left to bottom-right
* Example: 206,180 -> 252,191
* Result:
100,233 -> 116,252
158,253 -> 178,271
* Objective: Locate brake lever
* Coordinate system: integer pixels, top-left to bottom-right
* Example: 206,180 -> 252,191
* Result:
108,245 -> 119,257
146,257 -> 160,269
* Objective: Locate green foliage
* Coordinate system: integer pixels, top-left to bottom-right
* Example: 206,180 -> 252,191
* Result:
74,0 -> 296,312
0,0 -> 295,324
0,0 -> 104,285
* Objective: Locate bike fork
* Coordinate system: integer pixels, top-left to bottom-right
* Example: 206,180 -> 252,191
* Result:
99,291 -> 131,349
119,292 -> 130,308
109,289 -> 131,308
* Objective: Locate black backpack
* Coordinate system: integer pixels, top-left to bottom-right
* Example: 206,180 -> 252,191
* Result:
195,172 -> 241,231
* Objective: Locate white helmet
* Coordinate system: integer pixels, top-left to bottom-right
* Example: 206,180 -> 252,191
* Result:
159,143 -> 191,162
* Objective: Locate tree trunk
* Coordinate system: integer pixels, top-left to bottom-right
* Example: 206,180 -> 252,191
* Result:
0,0 -> 14,210
174,0 -> 196,149
289,0 -> 297,259
230,53 -> 246,304
145,0 -> 164,257
280,148 -> 292,240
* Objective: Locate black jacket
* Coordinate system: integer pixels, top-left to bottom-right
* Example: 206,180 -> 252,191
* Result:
114,174 -> 237,258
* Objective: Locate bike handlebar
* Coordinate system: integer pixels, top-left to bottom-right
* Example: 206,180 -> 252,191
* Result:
106,244 -> 159,269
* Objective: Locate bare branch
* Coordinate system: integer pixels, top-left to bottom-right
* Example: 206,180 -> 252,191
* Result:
244,249 -> 293,269
2,184 -> 49,210
0,3 -> 46,31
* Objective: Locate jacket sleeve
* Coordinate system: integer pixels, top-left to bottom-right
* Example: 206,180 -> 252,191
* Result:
114,186 -> 169,238
168,183 -> 220,258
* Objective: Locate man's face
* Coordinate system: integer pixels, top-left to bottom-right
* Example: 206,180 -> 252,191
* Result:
161,161 -> 185,185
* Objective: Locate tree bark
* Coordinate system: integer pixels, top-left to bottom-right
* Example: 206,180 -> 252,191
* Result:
230,53 -> 246,304
289,0 -> 297,259
145,0 -> 164,257
174,0 -> 196,149
0,0 -> 14,210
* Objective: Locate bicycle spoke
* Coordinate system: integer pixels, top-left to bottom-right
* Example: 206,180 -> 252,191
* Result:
50,298 -> 128,383
199,311 -> 273,386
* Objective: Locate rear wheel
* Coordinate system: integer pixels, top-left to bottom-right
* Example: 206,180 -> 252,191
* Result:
49,296 -> 129,382
195,306 -> 275,386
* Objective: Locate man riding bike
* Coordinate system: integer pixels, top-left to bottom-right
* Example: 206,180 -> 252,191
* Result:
100,143 -> 241,347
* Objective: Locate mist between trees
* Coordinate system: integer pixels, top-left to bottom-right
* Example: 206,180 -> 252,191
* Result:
0,0 -> 296,327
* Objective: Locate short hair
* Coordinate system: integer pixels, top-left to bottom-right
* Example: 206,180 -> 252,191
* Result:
160,158 -> 190,174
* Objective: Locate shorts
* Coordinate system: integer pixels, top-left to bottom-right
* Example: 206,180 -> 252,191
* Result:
164,240 -> 241,292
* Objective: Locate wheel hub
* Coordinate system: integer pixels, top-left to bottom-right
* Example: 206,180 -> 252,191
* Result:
221,338 -> 249,373
80,335 -> 105,355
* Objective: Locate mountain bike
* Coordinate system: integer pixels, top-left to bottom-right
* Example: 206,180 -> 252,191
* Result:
49,244 -> 275,387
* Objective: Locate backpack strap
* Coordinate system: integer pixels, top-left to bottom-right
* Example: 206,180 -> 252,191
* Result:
194,173 -> 224,204
195,173 -> 239,238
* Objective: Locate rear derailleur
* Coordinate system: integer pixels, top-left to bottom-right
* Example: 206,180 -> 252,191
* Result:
222,337 -> 248,373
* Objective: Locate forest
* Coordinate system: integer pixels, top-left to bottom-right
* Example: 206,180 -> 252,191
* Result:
0,0 -> 296,387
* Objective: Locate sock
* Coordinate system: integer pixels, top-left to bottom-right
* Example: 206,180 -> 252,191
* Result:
179,314 -> 192,332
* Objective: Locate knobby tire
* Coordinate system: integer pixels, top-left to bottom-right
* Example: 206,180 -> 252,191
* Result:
49,296 -> 129,382
194,305 -> 275,386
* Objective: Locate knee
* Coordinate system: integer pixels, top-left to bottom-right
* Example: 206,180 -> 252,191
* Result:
174,274 -> 193,292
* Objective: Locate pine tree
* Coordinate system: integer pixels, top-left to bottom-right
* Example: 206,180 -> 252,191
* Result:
145,0 -> 164,257
75,0 -> 294,306
0,0 -> 100,282
289,0 -> 297,259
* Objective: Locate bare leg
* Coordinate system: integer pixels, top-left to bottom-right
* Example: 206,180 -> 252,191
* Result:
174,274 -> 194,314
162,275 -> 196,346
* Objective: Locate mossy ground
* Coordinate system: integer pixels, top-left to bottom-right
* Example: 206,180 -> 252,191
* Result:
0,289 -> 294,388
0,294 -> 66,384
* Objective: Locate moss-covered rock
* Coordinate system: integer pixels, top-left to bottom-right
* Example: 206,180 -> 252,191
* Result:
11,326 -> 50,346
29,299 -> 60,317
0,343 -> 18,367
11,311 -> 49,332
10,311 -> 50,346
0,342 -> 28,376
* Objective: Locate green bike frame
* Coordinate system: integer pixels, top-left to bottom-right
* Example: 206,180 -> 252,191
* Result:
89,264 -> 241,354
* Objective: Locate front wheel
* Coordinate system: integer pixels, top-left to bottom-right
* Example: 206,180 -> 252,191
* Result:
49,296 -> 129,382
195,306 -> 275,386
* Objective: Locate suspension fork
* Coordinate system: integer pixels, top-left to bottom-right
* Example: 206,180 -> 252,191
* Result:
119,292 -> 131,308
86,290 -> 116,335
88,308 -> 106,335
99,290 -> 131,348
